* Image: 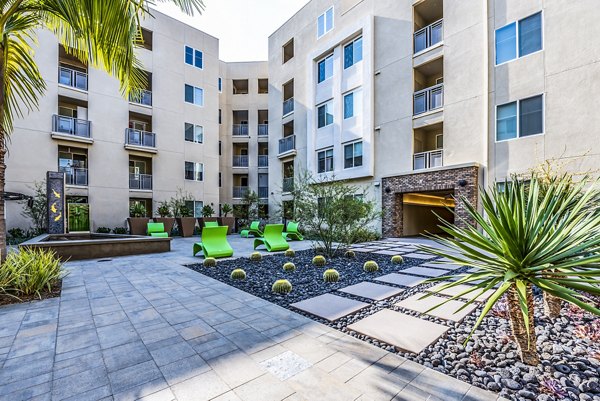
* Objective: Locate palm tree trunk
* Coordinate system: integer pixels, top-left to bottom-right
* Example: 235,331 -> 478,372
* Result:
0,47 -> 7,261
543,292 -> 562,319
507,285 -> 539,365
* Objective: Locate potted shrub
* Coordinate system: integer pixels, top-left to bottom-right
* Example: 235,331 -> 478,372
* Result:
219,203 -> 235,234
154,201 -> 175,235
176,205 -> 196,237
127,203 -> 149,235
198,204 -> 217,229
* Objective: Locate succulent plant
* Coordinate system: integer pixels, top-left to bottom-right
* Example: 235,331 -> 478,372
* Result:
285,249 -> 296,258
391,255 -> 404,264
312,255 -> 326,267
283,262 -> 296,272
540,378 -> 568,398
490,298 -> 510,319
203,257 -> 217,267
250,252 -> 262,261
363,260 -> 379,272
230,269 -> 246,280
323,269 -> 340,283
272,279 -> 292,294
573,321 -> 600,341
314,246 -> 325,255
344,250 -> 356,258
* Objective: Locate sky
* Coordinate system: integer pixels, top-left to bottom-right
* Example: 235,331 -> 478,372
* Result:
156,0 -> 310,62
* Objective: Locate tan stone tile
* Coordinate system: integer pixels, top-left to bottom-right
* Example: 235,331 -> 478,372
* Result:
314,351 -> 353,373
233,373 -> 295,401
207,351 -> 265,388
396,293 -> 478,322
287,366 -> 362,401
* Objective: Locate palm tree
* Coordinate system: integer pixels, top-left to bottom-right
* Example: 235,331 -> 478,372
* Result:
420,176 -> 600,365
0,0 -> 204,258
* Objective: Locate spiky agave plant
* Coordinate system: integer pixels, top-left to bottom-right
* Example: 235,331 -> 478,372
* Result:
419,175 -> 600,365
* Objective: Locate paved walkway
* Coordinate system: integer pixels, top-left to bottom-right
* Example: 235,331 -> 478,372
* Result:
0,238 -> 505,401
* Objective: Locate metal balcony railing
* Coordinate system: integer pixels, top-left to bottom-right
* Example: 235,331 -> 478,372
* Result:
129,89 -> 152,106
52,115 -> 91,138
232,124 -> 249,136
413,149 -> 443,170
233,186 -> 249,199
278,135 -> 296,154
282,177 -> 294,193
62,168 -> 88,186
283,98 -> 294,116
258,124 -> 269,136
232,155 -> 249,167
129,173 -> 153,190
258,155 -> 269,167
414,84 -> 444,115
125,128 -> 156,148
414,19 -> 443,54
58,66 -> 88,91
258,187 -> 269,199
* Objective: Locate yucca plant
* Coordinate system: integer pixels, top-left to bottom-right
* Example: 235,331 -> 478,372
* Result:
420,175 -> 600,365
1,248 -> 65,298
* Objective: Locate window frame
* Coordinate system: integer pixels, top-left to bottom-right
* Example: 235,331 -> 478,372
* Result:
184,84 -> 204,107
185,200 -> 204,218
344,36 -> 363,69
317,6 -> 334,39
495,94 -> 545,143
317,147 -> 334,174
218,77 -> 222,93
184,45 -> 204,69
317,100 -> 334,129
495,11 -> 543,66
184,161 -> 204,181
184,122 -> 204,144
343,90 -> 357,120
317,53 -> 334,84
343,141 -> 363,169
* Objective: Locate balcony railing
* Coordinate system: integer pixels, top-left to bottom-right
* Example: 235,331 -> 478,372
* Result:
125,128 -> 156,148
258,155 -> 269,167
233,186 -> 249,199
414,149 -> 443,170
233,155 -> 249,167
282,177 -> 294,193
52,115 -> 91,138
58,66 -> 88,91
129,89 -> 152,106
258,124 -> 269,136
414,19 -> 443,54
279,135 -> 296,154
258,187 -> 269,199
414,84 -> 444,115
62,168 -> 88,186
232,124 -> 249,136
129,173 -> 153,190
283,98 -> 294,116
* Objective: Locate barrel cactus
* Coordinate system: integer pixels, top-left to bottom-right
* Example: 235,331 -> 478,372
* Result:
285,249 -> 296,258
363,260 -> 379,272
272,279 -> 292,294
283,262 -> 296,272
391,255 -> 404,264
203,257 -> 217,267
230,269 -> 246,280
250,252 -> 262,261
312,255 -> 326,267
323,269 -> 340,283
344,250 -> 356,258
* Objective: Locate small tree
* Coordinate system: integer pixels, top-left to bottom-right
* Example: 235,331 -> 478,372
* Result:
202,204 -> 215,218
169,188 -> 193,218
221,203 -> 232,217
287,171 -> 380,257
156,201 -> 172,218
20,181 -> 47,235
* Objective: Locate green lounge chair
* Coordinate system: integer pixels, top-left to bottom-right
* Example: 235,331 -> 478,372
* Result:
147,222 -> 168,237
240,221 -> 262,238
193,226 -> 233,258
204,221 -> 219,228
253,224 -> 290,252
282,221 -> 304,241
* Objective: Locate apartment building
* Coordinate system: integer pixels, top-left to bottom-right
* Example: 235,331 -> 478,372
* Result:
267,0 -> 600,237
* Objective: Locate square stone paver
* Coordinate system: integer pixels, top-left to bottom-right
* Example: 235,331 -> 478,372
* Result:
347,310 -> 449,353
421,262 -> 463,271
259,350 -> 312,380
401,266 -> 451,277
373,250 -> 404,256
403,253 -> 436,260
290,294 -> 369,322
338,282 -> 404,301
426,283 -> 494,302
375,273 -> 425,288
396,293 -> 478,322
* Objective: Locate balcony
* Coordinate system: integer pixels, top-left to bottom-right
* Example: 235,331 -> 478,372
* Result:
414,84 -> 443,116
233,155 -> 249,168
283,98 -> 294,116
63,168 -> 88,186
258,155 -> 268,167
232,124 -> 249,136
414,149 -> 443,170
414,19 -> 443,54
282,177 -> 294,193
258,186 -> 269,199
129,89 -> 152,107
258,124 -> 268,136
233,186 -> 249,199
125,128 -> 156,151
52,115 -> 91,142
58,66 -> 88,91
129,173 -> 152,190
278,135 -> 296,156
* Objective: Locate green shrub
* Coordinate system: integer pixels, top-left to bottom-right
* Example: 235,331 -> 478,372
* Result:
0,248 -> 64,298
323,269 -> 340,283
344,250 -> 356,258
96,227 -> 111,234
284,249 -> 296,258
230,269 -> 246,280
203,257 -> 217,267
283,262 -> 296,272
312,255 -> 326,267
272,279 -> 292,294
112,227 -> 128,235
391,255 -> 404,264
250,252 -> 262,261
349,227 -> 381,244
363,261 -> 379,273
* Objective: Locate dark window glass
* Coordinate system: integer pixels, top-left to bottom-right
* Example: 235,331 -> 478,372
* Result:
194,50 -> 203,68
344,43 -> 353,69
519,95 -> 543,137
185,46 -> 193,65
184,123 -> 194,142
519,12 -> 542,57
184,84 -> 193,103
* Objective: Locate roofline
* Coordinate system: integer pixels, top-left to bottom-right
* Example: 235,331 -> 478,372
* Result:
268,0 -> 313,38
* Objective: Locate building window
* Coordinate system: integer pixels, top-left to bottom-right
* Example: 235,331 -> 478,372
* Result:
184,84 -> 204,106
218,77 -> 222,92
283,38 -> 294,64
185,200 -> 204,218
344,36 -> 363,69
184,45 -> 203,69
317,148 -> 334,173
317,101 -> 334,128
317,6 -> 334,38
495,12 -> 542,65
344,92 -> 354,119
219,172 -> 222,187
184,161 -> 203,181
317,54 -> 333,83
218,109 -> 222,124
184,123 -> 203,143
219,140 -> 222,155
344,141 -> 363,169
496,94 -> 544,141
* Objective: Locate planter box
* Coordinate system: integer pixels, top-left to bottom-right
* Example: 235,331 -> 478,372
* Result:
153,217 -> 175,236
128,217 -> 150,236
218,217 -> 235,234
176,217 -> 196,237
198,217 -> 219,230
